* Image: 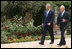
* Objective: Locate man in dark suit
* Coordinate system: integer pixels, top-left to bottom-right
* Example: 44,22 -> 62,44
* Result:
56,5 -> 70,46
39,3 -> 55,45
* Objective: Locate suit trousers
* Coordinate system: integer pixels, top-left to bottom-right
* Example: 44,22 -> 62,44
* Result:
59,25 -> 66,43
41,23 -> 54,43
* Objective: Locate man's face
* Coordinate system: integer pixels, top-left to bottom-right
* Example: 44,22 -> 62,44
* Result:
60,7 -> 64,12
46,6 -> 50,10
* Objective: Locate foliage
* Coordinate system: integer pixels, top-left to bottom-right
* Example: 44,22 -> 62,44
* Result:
1,1 -> 71,26
1,16 -> 44,43
1,1 -> 71,43
67,22 -> 71,35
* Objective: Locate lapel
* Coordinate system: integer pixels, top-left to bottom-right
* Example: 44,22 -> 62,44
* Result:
48,10 -> 51,16
45,10 -> 48,17
62,11 -> 65,18
60,11 -> 65,18
45,10 -> 51,17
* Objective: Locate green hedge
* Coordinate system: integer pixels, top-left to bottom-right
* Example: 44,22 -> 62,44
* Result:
1,16 -> 49,43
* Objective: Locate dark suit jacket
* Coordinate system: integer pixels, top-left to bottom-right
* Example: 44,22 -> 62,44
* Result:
42,10 -> 55,28
56,11 -> 70,28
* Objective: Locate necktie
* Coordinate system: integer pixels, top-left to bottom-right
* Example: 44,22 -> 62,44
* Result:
61,13 -> 63,17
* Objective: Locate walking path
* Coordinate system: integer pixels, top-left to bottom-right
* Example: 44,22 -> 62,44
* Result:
1,38 -> 71,48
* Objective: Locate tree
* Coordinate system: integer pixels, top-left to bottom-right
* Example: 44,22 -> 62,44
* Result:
1,1 -> 71,25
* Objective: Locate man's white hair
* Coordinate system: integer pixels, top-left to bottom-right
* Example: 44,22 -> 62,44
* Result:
60,5 -> 65,9
46,3 -> 51,7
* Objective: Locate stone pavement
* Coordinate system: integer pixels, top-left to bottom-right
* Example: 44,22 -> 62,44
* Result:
1,38 -> 71,48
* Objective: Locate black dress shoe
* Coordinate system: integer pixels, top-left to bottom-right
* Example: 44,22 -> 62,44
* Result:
39,42 -> 44,45
57,44 -> 63,46
50,41 -> 54,44
62,42 -> 66,45
57,43 -> 66,46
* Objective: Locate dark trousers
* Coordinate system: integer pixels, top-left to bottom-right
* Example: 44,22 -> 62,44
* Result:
59,25 -> 66,44
41,24 -> 54,43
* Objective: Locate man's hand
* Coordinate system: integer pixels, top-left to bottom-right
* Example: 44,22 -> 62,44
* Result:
55,25 -> 59,28
42,23 -> 44,27
47,23 -> 51,26
62,19 -> 66,22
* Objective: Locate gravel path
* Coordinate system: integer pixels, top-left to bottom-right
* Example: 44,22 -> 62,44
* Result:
1,38 -> 71,48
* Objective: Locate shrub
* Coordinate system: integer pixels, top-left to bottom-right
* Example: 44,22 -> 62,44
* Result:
1,16 -> 46,43
67,22 -> 71,35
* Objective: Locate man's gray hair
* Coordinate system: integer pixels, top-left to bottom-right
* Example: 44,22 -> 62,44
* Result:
60,5 -> 65,9
46,3 -> 51,7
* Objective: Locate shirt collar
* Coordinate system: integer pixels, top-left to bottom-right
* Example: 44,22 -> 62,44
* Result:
62,10 -> 65,14
46,9 -> 50,12
47,9 -> 50,12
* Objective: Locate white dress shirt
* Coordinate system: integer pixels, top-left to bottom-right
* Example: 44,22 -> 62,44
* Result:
61,10 -> 65,17
46,9 -> 50,17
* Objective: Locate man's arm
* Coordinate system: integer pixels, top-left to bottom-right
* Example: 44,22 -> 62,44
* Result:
55,13 -> 60,28
56,13 -> 60,25
64,12 -> 70,22
49,11 -> 55,24
62,12 -> 70,23
42,11 -> 45,23
42,11 -> 45,26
